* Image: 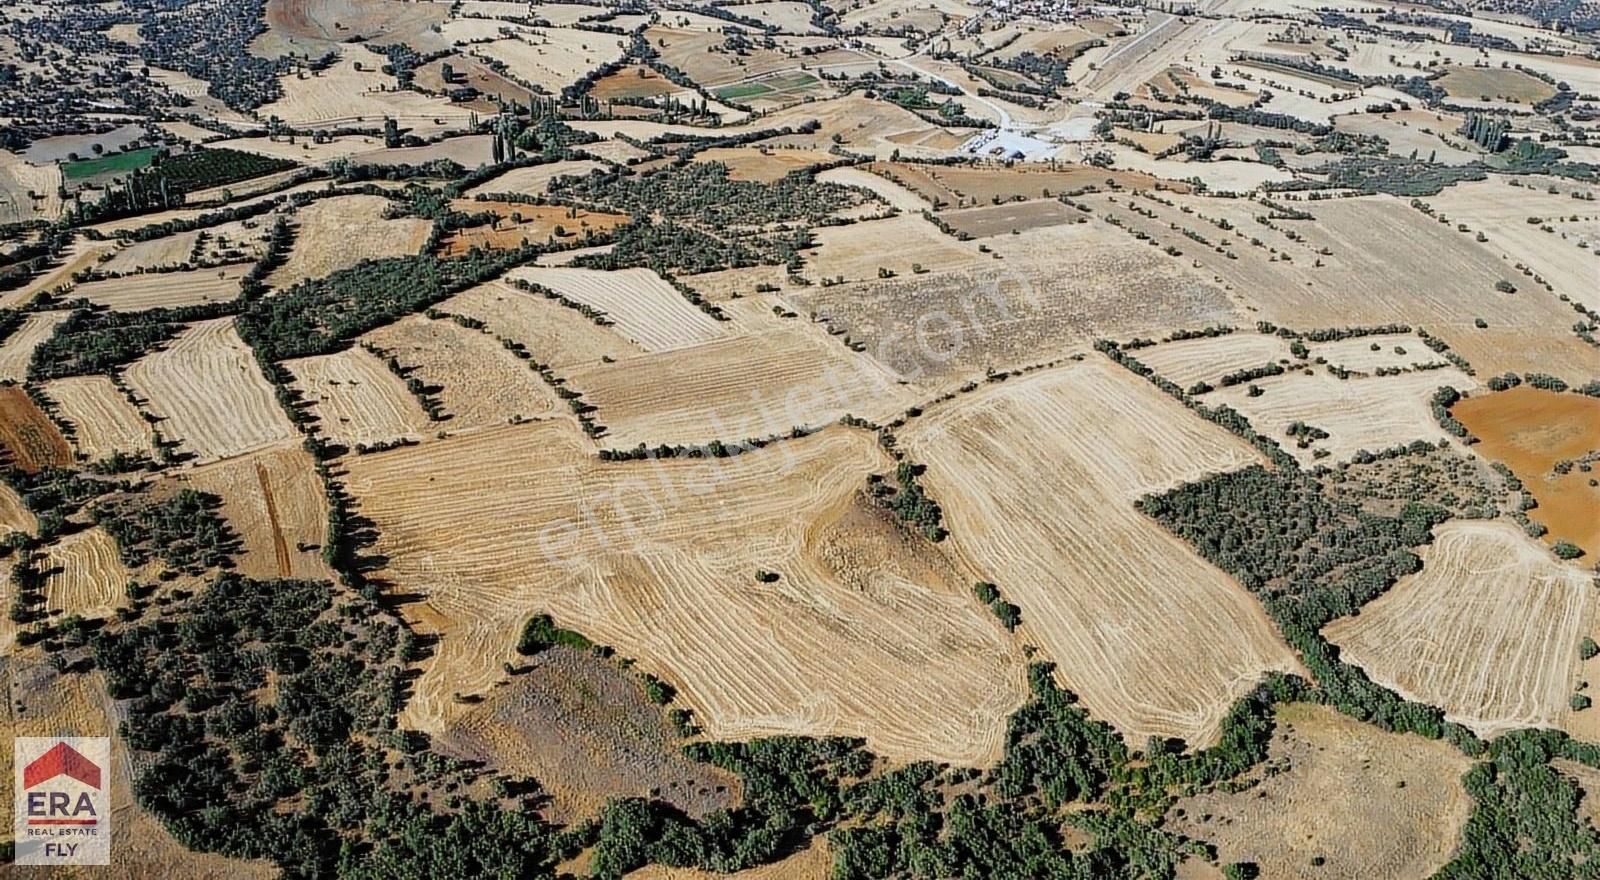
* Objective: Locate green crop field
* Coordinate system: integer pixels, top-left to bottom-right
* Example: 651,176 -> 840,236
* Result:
62,147 -> 159,179
715,82 -> 775,100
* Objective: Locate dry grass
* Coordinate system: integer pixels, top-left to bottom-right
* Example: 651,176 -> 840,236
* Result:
75,263 -> 251,310
1309,334 -> 1449,374
626,842 -> 831,879
286,346 -> 432,449
693,147 -> 839,182
565,318 -> 916,448
363,315 -> 560,429
125,318 -> 298,464
1437,66 -> 1557,103
900,359 -> 1301,749
436,201 -> 625,255
1168,703 -> 1473,880
787,220 -> 1235,389
344,422 -> 1028,764
269,194 -> 432,288
437,646 -> 740,824
510,267 -> 729,352
179,442 -> 333,581
43,375 -> 156,460
940,199 -> 1080,238
1326,520 -> 1593,736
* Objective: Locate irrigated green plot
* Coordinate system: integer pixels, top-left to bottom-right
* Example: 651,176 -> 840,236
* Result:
715,82 -> 775,100
62,147 -> 159,179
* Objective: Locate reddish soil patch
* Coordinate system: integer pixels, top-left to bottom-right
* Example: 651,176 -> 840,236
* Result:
434,646 -> 740,824
437,201 -> 628,256
1455,386 -> 1600,557
0,386 -> 72,472
590,65 -> 679,100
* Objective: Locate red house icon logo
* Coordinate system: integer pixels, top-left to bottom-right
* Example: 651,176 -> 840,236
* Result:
23,741 -> 102,791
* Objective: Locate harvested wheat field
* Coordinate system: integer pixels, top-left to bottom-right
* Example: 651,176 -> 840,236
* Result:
0,310 -> 69,381
1455,386 -> 1600,557
257,54 -> 470,131
39,527 -> 130,619
124,319 -> 297,464
900,358 -> 1300,749
42,375 -> 155,460
344,422 -> 1029,764
1325,520 -> 1594,736
463,159 -> 606,197
1129,332 -> 1290,389
180,442 -> 332,581
363,315 -> 560,429
269,194 -> 432,288
1309,333 -> 1449,374
1206,368 -> 1479,465
565,320 -> 916,448
511,267 -> 729,352
0,481 -> 33,541
0,385 -> 73,472
799,214 -> 984,284
285,346 -> 432,449
433,279 -> 638,369
1168,703 -> 1473,880
74,263 -> 251,310
437,646 -> 740,823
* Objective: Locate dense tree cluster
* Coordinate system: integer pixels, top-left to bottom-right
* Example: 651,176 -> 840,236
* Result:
93,488 -> 239,574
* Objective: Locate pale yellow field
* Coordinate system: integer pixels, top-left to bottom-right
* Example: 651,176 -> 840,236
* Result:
363,315 -> 561,429
42,375 -> 156,460
268,194 -> 432,289
180,442 -> 333,581
0,481 -> 34,540
469,29 -> 627,94
1309,334 -> 1449,374
74,263 -> 251,310
565,318 -> 916,448
433,279 -> 639,369
1324,520 -> 1594,737
464,159 -> 607,198
900,358 -> 1301,749
1169,703 -> 1473,880
286,346 -> 433,449
816,166 -> 931,212
0,310 -> 69,381
800,214 -> 986,284
510,267 -> 730,352
124,318 -> 298,464
40,527 -> 130,619
97,219 -> 268,275
257,53 -> 473,131
0,148 -> 62,223
1132,332 -> 1291,389
1204,367 -> 1478,464
343,422 -> 1029,765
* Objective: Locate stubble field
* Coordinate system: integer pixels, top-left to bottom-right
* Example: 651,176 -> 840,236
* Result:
900,358 -> 1302,749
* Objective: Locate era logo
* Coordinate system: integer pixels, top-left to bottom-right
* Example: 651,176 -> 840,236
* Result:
13,737 -> 110,866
